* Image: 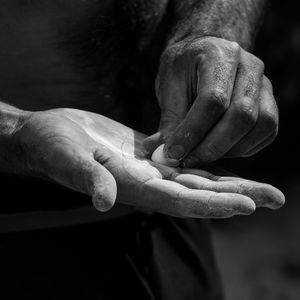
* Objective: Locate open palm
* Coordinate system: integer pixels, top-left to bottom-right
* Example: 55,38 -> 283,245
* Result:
16,108 -> 284,218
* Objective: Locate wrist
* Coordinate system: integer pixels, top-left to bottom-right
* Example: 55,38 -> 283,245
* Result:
0,105 -> 33,174
168,23 -> 252,52
168,0 -> 268,50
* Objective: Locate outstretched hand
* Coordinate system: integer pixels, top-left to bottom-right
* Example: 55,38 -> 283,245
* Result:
15,108 -> 284,218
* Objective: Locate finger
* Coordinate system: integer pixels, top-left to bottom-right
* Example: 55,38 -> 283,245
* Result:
183,51 -> 263,167
180,168 -> 241,181
139,178 -> 255,218
142,132 -> 165,157
164,42 -> 240,160
172,172 -> 285,209
46,144 -> 117,212
143,57 -> 189,155
245,132 -> 277,156
70,157 -> 117,212
227,76 -> 279,157
87,161 -> 117,212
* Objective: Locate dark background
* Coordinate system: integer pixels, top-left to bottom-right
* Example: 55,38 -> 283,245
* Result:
221,0 -> 299,187
0,1 -> 298,298
213,1 -> 300,299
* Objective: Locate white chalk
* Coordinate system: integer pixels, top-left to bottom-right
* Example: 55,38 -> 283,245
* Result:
151,144 -> 180,167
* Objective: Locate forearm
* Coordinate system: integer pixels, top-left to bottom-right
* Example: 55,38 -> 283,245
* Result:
168,0 -> 268,49
0,102 -> 31,174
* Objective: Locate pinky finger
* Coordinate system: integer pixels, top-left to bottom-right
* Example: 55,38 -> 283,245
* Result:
244,132 -> 277,157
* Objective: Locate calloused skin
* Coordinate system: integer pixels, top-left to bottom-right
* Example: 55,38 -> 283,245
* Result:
14,108 -> 284,218
144,37 -> 279,167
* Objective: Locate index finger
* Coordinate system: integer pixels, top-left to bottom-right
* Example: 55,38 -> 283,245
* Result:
164,52 -> 239,161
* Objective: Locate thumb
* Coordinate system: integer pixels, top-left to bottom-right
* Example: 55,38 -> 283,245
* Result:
144,69 -> 189,156
142,112 -> 183,157
60,152 -> 117,212
30,135 -> 118,212
85,160 -> 117,212
142,131 -> 166,157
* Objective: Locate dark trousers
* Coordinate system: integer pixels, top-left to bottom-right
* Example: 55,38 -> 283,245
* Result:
0,213 -> 223,300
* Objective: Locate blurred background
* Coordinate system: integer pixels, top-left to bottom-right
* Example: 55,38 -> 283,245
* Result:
212,0 -> 300,299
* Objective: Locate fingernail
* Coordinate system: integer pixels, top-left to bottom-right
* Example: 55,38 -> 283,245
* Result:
166,145 -> 185,160
238,201 -> 256,215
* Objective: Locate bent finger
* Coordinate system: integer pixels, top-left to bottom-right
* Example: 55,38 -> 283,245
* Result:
45,143 -> 117,212
164,47 -> 240,160
86,160 -> 117,212
245,132 -> 277,156
183,51 -> 263,167
227,76 -> 278,157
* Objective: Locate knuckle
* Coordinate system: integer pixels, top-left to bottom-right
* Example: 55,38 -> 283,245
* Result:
187,37 -> 223,59
238,181 -> 253,196
243,75 -> 259,98
250,55 -> 265,73
208,90 -> 230,111
228,41 -> 241,55
233,100 -> 257,126
199,38 -> 241,59
161,43 -> 183,61
191,36 -> 218,48
205,193 -> 235,218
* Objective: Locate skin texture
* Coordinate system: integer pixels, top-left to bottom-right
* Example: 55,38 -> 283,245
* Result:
167,0 -> 268,49
0,0 -> 284,218
143,0 -> 277,167
4,107 -> 284,218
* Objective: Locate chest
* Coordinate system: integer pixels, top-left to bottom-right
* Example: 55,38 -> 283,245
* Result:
0,0 -> 167,118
